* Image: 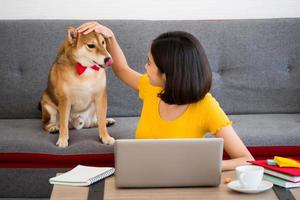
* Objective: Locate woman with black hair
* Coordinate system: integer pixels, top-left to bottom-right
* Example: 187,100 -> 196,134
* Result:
77,22 -> 254,171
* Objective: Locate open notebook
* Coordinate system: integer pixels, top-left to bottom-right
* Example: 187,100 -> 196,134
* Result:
49,165 -> 115,186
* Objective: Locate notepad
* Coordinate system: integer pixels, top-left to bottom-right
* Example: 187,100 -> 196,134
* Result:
49,165 -> 115,186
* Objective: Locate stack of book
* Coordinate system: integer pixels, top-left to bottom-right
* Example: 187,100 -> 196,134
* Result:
249,159 -> 300,188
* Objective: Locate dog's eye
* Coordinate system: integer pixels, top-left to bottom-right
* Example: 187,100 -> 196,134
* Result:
102,41 -> 105,45
87,44 -> 95,48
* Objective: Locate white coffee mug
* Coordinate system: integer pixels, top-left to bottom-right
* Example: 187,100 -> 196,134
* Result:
235,165 -> 264,189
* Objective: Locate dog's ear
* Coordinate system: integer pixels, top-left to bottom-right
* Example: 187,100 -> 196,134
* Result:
67,26 -> 77,44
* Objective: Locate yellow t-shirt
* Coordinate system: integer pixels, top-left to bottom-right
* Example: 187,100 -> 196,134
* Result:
135,74 -> 232,139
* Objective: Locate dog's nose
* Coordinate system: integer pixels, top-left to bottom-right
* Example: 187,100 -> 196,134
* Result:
104,57 -> 113,67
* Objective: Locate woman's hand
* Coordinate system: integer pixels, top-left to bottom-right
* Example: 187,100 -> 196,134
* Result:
77,21 -> 141,90
76,21 -> 114,39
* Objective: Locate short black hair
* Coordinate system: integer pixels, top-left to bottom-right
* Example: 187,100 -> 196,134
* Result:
150,31 -> 212,105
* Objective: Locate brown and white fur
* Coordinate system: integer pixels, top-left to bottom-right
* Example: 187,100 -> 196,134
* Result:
40,26 -> 115,148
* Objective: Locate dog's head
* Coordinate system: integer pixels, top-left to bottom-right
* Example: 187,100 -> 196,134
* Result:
66,26 -> 113,69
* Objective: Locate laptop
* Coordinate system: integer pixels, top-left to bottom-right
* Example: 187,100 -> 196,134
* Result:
114,138 -> 223,188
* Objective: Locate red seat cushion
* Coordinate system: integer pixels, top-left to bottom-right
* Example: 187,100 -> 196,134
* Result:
0,146 -> 299,168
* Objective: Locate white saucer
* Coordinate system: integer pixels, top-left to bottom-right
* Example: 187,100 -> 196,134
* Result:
227,180 -> 273,194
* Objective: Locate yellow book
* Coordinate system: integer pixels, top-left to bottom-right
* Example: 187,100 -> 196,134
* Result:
274,156 -> 300,168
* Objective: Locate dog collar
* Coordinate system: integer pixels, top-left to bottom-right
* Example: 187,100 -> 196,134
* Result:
76,63 -> 100,75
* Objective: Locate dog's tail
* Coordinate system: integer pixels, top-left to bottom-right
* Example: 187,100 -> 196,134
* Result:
38,101 -> 42,111
106,118 -> 116,127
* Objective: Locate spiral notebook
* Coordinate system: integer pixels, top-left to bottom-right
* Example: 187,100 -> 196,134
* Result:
49,165 -> 115,186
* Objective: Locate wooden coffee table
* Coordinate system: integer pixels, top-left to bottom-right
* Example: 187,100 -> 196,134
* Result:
51,170 -> 300,200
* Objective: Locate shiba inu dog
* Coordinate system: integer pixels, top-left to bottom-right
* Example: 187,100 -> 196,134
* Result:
40,26 -> 115,148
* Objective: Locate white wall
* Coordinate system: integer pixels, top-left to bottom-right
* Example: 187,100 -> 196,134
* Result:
1,0 -> 299,20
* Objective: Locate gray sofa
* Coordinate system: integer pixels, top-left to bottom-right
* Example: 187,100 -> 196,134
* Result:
0,19 -> 299,198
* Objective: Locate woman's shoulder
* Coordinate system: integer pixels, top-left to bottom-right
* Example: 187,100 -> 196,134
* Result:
138,74 -> 149,86
195,92 -> 222,111
198,92 -> 215,104
138,74 -> 161,99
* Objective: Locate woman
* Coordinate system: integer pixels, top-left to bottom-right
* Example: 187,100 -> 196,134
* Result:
77,21 -> 254,171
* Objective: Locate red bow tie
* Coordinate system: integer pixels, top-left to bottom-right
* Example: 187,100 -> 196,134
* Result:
76,63 -> 100,75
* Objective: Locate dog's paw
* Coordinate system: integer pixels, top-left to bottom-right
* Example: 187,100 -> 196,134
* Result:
56,137 -> 69,148
45,123 -> 59,134
106,118 -> 116,127
101,135 -> 115,145
72,117 -> 84,130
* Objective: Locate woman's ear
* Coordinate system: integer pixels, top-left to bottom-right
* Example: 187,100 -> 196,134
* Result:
66,26 -> 77,44
161,73 -> 167,85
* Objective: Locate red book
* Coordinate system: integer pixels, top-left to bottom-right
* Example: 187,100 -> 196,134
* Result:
248,160 -> 300,176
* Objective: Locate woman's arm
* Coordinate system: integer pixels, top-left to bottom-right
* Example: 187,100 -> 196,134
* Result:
77,21 -> 141,90
215,125 -> 255,171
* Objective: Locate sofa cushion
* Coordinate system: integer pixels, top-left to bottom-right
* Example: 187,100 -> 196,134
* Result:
0,117 -> 136,155
206,114 -> 300,146
0,19 -> 300,119
0,114 -> 299,168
